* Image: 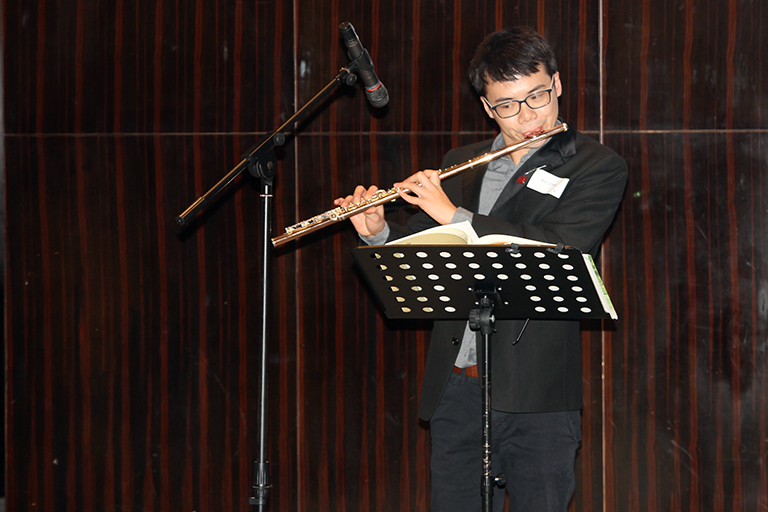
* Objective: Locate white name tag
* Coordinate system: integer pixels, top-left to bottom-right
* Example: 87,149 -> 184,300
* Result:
527,168 -> 569,198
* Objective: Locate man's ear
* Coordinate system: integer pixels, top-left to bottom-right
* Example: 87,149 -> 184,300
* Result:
554,72 -> 563,98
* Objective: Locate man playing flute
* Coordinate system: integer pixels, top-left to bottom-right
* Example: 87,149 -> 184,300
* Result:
336,26 -> 628,512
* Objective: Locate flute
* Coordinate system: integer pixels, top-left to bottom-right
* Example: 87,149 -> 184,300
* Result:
271,123 -> 568,247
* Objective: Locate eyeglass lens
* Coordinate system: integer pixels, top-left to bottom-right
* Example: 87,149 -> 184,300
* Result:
494,90 -> 552,118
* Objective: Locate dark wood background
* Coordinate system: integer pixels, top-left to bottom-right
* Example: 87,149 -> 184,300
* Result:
3,0 -> 767,510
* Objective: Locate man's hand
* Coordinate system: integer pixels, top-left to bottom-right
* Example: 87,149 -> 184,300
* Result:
394,170 -> 458,225
333,185 -> 386,239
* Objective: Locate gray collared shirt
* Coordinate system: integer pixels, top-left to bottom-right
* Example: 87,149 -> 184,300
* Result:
454,134 -> 539,367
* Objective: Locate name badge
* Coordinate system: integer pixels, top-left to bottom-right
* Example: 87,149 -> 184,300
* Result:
527,168 -> 569,198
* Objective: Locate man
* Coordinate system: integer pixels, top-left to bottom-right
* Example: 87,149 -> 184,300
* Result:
335,27 -> 627,511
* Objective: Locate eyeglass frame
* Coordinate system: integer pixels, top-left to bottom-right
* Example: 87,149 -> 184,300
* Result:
482,76 -> 557,119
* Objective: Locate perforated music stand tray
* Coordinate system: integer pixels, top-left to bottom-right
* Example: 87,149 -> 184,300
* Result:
352,241 -> 616,511
352,243 -> 616,322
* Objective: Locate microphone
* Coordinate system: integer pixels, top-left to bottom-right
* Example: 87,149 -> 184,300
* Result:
338,21 -> 389,108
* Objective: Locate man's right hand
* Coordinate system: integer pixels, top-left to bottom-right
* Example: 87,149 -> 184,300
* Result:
333,185 -> 386,239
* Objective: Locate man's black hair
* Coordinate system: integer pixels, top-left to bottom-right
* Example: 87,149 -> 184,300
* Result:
468,27 -> 558,96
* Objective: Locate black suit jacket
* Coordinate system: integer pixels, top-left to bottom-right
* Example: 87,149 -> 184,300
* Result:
386,126 -> 628,420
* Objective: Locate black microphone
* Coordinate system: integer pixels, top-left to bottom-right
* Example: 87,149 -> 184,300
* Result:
338,21 -> 389,108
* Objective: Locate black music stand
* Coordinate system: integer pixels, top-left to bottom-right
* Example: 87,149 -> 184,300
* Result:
352,242 -> 616,512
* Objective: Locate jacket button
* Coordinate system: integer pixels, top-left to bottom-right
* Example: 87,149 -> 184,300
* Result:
451,337 -> 460,345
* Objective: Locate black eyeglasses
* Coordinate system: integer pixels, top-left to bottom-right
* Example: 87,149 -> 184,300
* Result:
483,77 -> 556,119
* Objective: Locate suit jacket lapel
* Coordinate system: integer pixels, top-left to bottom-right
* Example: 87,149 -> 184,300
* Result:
489,128 -> 575,215
488,161 -> 530,214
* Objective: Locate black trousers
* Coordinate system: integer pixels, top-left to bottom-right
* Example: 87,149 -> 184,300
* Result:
429,371 -> 582,512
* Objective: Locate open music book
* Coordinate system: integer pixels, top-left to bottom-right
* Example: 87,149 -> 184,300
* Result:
384,221 -> 617,319
386,221 -> 556,247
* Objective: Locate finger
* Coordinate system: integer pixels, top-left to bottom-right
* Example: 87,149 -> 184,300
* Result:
397,188 -> 421,204
395,179 -> 422,194
334,194 -> 352,207
414,171 -> 435,189
362,185 -> 380,201
423,170 -> 441,185
397,171 -> 425,188
352,185 -> 366,201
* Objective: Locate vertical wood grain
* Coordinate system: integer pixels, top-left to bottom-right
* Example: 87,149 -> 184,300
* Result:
4,0 -> 768,511
602,132 -> 768,511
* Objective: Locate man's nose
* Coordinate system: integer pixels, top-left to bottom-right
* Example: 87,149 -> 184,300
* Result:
518,101 -> 537,122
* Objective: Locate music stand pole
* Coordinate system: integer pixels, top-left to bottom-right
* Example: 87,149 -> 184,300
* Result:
468,294 -> 503,512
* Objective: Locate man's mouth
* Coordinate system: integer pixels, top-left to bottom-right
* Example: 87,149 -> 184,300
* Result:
523,127 -> 544,138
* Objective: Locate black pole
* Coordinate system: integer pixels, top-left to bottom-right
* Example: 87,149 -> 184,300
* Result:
469,293 -> 506,512
175,66 -> 359,511
249,170 -> 274,509
174,21 -> 387,507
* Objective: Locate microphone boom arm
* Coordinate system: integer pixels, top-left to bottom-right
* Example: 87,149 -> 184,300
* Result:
175,66 -> 358,225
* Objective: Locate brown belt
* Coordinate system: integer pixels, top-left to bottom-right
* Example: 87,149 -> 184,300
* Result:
452,365 -> 479,378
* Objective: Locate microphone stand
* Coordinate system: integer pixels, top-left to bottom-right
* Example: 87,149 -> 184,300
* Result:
176,61 -> 366,511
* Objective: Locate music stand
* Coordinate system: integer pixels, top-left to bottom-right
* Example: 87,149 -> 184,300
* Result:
352,242 -> 616,512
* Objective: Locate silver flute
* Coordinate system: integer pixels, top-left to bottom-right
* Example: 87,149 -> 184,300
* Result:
272,123 -> 568,247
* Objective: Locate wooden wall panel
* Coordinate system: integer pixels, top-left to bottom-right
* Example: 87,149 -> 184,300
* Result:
601,0 -> 768,508
293,0 -> 601,134
603,0 -> 768,130
5,0 -> 768,510
602,132 -> 768,511
2,0 -> 293,134
1,0 -> 609,508
288,133 -> 467,510
4,134 -> 300,510
576,328 -> 609,512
